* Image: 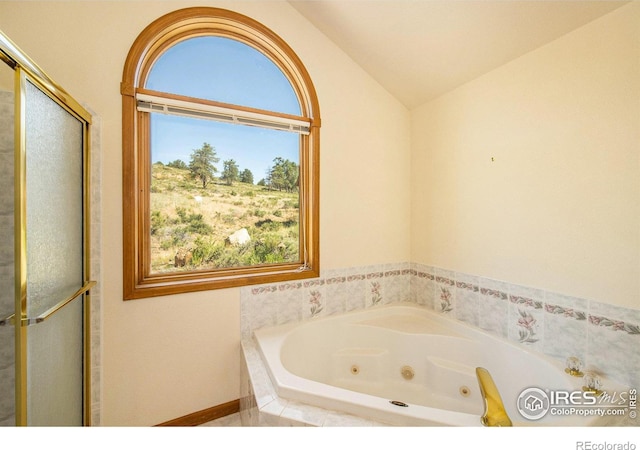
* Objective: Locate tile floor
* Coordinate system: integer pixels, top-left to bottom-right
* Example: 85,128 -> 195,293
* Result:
199,412 -> 242,427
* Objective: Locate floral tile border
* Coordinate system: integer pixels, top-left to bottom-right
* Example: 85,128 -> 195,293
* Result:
241,262 -> 640,389
241,263 -> 411,338
545,304 -> 588,321
588,315 -> 640,335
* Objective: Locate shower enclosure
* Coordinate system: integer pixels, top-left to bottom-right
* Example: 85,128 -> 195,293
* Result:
0,30 -> 95,426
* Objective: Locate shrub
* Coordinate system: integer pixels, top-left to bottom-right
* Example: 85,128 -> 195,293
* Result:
186,213 -> 212,234
191,237 -> 223,266
255,218 -> 282,232
150,210 -> 167,235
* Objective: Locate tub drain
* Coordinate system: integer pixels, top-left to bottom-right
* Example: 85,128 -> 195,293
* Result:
459,386 -> 471,397
350,365 -> 360,375
389,400 -> 409,407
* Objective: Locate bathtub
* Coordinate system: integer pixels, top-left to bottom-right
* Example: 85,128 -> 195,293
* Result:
253,303 -> 621,426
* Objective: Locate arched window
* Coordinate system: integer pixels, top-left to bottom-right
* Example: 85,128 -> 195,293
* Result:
121,7 -> 320,299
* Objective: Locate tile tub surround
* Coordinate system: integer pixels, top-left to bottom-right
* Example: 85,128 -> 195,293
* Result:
87,110 -> 102,426
240,263 -> 412,339
241,262 -> 640,402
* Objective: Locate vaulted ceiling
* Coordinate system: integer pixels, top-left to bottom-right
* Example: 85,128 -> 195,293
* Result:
288,1 -> 629,109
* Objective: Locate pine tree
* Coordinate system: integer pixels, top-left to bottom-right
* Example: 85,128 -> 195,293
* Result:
222,159 -> 240,186
188,142 -> 219,188
240,168 -> 254,184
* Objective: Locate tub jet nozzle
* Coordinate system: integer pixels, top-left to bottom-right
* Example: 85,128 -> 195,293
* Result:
400,365 -> 414,380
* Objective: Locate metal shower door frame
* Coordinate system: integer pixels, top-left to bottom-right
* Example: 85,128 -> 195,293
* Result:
0,29 -> 95,427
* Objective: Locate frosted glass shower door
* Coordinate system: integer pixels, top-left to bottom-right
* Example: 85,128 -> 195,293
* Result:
16,76 -> 87,426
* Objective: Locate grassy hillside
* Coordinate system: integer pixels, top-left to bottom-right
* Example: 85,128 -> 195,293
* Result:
150,162 -> 300,273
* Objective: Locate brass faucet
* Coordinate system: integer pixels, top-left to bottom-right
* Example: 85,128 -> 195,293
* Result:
476,367 -> 513,427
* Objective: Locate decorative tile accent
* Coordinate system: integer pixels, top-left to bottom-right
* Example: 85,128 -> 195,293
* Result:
507,285 -> 545,350
480,287 -> 508,300
368,280 -> 383,307
435,268 -> 456,315
515,308 -> 541,344
307,289 -> 324,318
588,315 -> 640,335
365,266 -> 385,307
510,296 -> 544,310
438,286 -> 454,313
545,304 -> 587,321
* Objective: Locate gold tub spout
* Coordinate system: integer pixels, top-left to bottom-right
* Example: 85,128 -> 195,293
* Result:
475,367 -> 513,427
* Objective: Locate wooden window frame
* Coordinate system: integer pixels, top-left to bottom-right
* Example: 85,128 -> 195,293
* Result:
121,7 -> 320,300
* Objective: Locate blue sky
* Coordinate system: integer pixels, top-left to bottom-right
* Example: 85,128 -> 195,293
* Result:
147,36 -> 301,181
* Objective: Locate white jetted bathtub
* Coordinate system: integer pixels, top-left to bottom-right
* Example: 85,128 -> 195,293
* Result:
253,303 -> 620,426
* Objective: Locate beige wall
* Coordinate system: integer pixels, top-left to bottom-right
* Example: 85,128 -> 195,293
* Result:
411,2 -> 640,310
0,1 -> 411,425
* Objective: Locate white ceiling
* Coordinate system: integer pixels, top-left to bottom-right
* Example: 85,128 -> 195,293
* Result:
288,0 -> 630,109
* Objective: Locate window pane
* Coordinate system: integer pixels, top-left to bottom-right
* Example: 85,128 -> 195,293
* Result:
150,113 -> 301,274
146,36 -> 301,115
122,8 -> 321,297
